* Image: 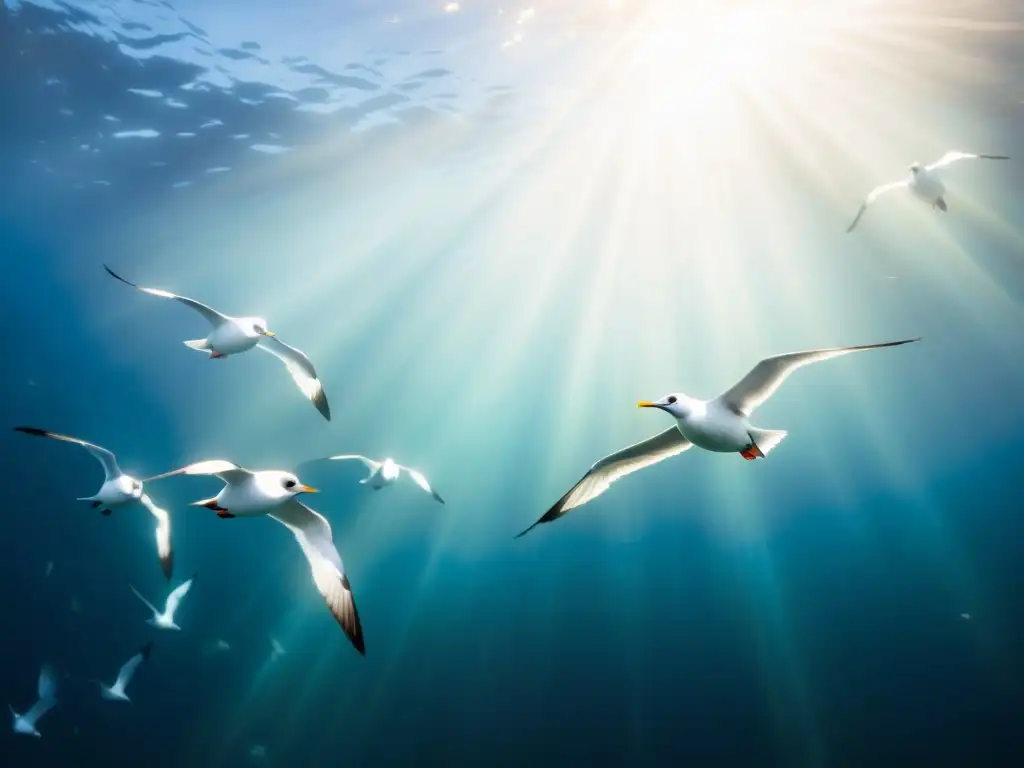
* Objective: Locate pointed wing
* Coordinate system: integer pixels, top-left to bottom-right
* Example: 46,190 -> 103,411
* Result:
398,466 -> 445,504
846,179 -> 908,233
104,265 -> 228,327
269,499 -> 365,655
14,427 -> 121,480
129,584 -> 159,616
142,459 -> 251,486
164,574 -> 196,618
325,454 -> 380,472
516,427 -> 693,538
138,494 -> 173,580
36,664 -> 57,701
256,335 -> 330,421
926,150 -> 1009,172
115,641 -> 153,690
715,338 -> 922,417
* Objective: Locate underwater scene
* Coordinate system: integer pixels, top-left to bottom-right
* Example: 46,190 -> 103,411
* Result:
1,0 -> 1023,766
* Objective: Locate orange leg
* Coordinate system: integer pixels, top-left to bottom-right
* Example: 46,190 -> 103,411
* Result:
739,444 -> 765,461
209,351 -> 225,359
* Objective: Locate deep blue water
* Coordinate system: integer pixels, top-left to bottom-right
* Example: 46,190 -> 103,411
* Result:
2,1 -> 1024,766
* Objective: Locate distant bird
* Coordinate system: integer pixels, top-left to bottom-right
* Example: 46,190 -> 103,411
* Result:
94,641 -> 153,703
14,427 -> 175,580
144,460 -> 365,655
314,455 -> 445,504
216,639 -> 231,652
130,574 -> 197,630
10,664 -> 57,738
103,265 -> 330,421
518,338 -> 922,537
846,151 -> 1009,232
269,637 -> 285,662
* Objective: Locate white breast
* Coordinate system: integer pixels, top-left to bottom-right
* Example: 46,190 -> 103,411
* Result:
208,321 -> 259,355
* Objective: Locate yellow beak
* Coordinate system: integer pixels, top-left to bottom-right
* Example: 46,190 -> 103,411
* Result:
263,330 -> 276,337
637,401 -> 656,408
299,485 -> 318,494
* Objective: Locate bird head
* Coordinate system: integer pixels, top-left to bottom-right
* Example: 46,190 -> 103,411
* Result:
246,317 -> 275,337
269,471 -> 318,498
118,476 -> 144,499
637,393 -> 692,419
908,161 -> 922,175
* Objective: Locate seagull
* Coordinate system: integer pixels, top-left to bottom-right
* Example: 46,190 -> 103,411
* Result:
10,664 -> 57,738
846,151 -> 1009,232
14,427 -> 175,579
103,265 -> 331,421
517,338 -> 922,537
143,460 -> 365,655
315,455 -> 445,504
94,641 -> 154,703
269,637 -> 285,661
130,573 -> 197,630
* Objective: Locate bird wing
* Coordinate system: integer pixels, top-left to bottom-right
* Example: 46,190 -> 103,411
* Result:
398,466 -> 445,504
104,265 -> 228,327
36,664 -> 57,701
142,459 -> 251,486
846,179 -> 908,233
116,641 -> 153,690
22,697 -> 57,727
326,454 -> 381,472
164,574 -> 195,619
14,427 -> 121,481
269,499 -> 365,655
129,584 -> 160,617
256,335 -> 331,421
516,427 -> 693,538
926,150 -> 1010,172
715,338 -> 922,417
138,494 -> 173,580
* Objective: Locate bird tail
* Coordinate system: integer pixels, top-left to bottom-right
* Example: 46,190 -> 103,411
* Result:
936,196 -> 948,212
183,339 -> 209,351
748,428 -> 788,456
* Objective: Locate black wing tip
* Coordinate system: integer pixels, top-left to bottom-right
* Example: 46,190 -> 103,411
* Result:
313,391 -> 331,421
161,555 -> 174,581
514,500 -> 566,539
14,426 -> 49,437
339,574 -> 366,656
139,640 -> 155,660
432,491 -> 446,505
103,264 -> 134,286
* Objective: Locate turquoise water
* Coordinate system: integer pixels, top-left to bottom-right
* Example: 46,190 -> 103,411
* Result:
2,1 -> 1023,766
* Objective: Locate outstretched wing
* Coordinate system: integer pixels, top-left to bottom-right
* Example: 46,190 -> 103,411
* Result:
138,494 -> 173,580
115,641 -> 153,690
14,427 -> 121,481
269,499 -> 365,655
926,151 -> 1009,172
846,179 -> 908,233
398,466 -> 445,504
164,574 -> 196,618
516,427 -> 693,538
142,459 -> 251,486
715,338 -> 922,417
256,335 -> 331,421
104,265 -> 227,327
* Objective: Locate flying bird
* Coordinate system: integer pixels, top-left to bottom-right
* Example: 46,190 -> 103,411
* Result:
130,573 -> 197,630
313,455 -> 445,504
94,641 -> 154,703
14,427 -> 175,580
103,265 -> 331,421
9,664 -> 58,738
846,151 -> 1009,232
518,338 -> 922,537
144,460 -> 365,655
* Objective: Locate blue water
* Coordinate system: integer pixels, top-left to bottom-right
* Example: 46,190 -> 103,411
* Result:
2,1 -> 1024,766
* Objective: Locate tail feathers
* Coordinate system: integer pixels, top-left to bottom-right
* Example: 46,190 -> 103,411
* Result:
183,339 -> 209,351
749,428 -> 788,456
189,498 -> 219,509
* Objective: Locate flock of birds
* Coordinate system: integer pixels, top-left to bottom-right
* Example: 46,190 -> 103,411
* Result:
9,148 -> 1010,739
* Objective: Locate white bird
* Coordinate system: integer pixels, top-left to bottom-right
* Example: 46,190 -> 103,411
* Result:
846,151 -> 1009,232
269,637 -> 285,661
94,641 -> 154,702
317,455 -> 445,504
14,427 -> 175,579
143,460 -> 365,655
103,265 -> 331,421
10,664 -> 57,738
216,639 -> 231,652
517,338 -> 922,537
130,574 -> 197,630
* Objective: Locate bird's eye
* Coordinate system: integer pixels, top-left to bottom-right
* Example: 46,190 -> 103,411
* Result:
667,396 -> 677,404
284,479 -> 296,489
